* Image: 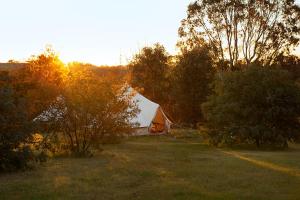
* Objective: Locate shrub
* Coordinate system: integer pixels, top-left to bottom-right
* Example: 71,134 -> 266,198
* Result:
202,66 -> 300,148
38,67 -> 138,157
0,72 -> 34,171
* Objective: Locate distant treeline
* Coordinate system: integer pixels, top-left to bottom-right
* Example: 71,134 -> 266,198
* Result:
0,62 -> 128,78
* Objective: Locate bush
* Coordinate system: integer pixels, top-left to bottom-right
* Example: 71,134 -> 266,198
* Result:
202,66 -> 300,148
0,72 -> 34,171
37,67 -> 138,157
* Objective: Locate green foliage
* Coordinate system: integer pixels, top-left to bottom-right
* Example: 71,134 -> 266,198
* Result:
129,43 -> 170,105
202,66 -> 300,148
0,72 -> 35,171
171,46 -> 214,125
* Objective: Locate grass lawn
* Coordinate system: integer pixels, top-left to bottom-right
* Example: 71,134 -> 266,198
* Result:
1,131 -> 300,200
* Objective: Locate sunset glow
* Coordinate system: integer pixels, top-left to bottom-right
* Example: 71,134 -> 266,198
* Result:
0,0 -> 191,65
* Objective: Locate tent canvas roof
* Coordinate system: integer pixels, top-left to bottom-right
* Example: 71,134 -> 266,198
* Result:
130,91 -> 159,128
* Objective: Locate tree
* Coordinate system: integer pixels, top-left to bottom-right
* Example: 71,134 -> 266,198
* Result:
202,66 -> 300,148
0,72 -> 34,171
172,46 -> 214,125
43,67 -> 137,156
129,43 -> 170,106
179,0 -> 300,68
7,59 -> 19,64
17,47 -> 68,120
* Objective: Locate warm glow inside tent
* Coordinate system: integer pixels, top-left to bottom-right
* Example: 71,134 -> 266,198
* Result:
129,89 -> 172,135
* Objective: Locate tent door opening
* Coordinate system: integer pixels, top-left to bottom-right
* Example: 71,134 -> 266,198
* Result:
149,107 -> 166,134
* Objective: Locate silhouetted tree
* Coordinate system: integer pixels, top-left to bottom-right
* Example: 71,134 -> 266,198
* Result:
179,0 -> 300,68
129,43 -> 170,106
172,46 -> 214,126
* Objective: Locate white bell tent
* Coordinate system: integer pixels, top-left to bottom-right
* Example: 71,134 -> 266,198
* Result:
129,89 -> 172,135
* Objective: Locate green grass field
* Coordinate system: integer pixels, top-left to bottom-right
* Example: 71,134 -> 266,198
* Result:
1,131 -> 300,200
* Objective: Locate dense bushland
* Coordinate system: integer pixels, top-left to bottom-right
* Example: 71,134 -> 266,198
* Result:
202,66 -> 300,148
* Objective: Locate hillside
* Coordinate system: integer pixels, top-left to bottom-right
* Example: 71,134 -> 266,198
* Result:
0,62 -> 129,80
0,63 -> 27,71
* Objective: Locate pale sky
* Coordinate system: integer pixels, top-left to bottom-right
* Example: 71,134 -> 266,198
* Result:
0,0 -> 299,65
0,0 -> 191,65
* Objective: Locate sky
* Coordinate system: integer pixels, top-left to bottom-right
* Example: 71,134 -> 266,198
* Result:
0,0 -> 191,65
0,0 -> 299,66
